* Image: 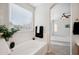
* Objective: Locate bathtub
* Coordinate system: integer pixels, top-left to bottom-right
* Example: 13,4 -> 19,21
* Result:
10,40 -> 47,55
7,30 -> 47,55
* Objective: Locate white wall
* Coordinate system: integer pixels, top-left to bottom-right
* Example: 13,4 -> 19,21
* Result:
35,6 -> 49,29
35,4 -> 52,43
51,3 -> 71,37
0,3 -> 9,26
71,3 -> 79,54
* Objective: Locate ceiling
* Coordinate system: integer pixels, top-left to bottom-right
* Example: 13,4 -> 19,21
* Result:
30,3 -> 44,7
30,3 -> 54,8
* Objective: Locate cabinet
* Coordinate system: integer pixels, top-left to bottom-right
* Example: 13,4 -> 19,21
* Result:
75,43 -> 79,55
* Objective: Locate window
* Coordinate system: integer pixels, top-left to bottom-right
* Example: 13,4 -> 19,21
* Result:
9,4 -> 33,31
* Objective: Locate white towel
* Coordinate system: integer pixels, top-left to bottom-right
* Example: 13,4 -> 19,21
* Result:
37,26 -> 39,33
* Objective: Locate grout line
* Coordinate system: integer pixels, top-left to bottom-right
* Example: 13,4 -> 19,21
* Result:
70,3 -> 72,55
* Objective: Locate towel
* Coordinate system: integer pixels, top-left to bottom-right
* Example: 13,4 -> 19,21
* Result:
73,22 -> 79,34
37,26 -> 39,33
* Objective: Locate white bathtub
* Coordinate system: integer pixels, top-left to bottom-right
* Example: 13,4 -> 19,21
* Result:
7,30 -> 47,55
10,40 -> 47,55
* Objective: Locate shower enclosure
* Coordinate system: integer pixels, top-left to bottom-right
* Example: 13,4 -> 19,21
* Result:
50,3 -> 71,55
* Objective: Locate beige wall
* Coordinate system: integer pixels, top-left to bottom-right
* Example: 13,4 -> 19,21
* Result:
71,3 -> 79,54
0,3 -> 9,26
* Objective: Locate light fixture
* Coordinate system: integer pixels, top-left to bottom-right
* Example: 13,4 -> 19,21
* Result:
62,13 -> 71,20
